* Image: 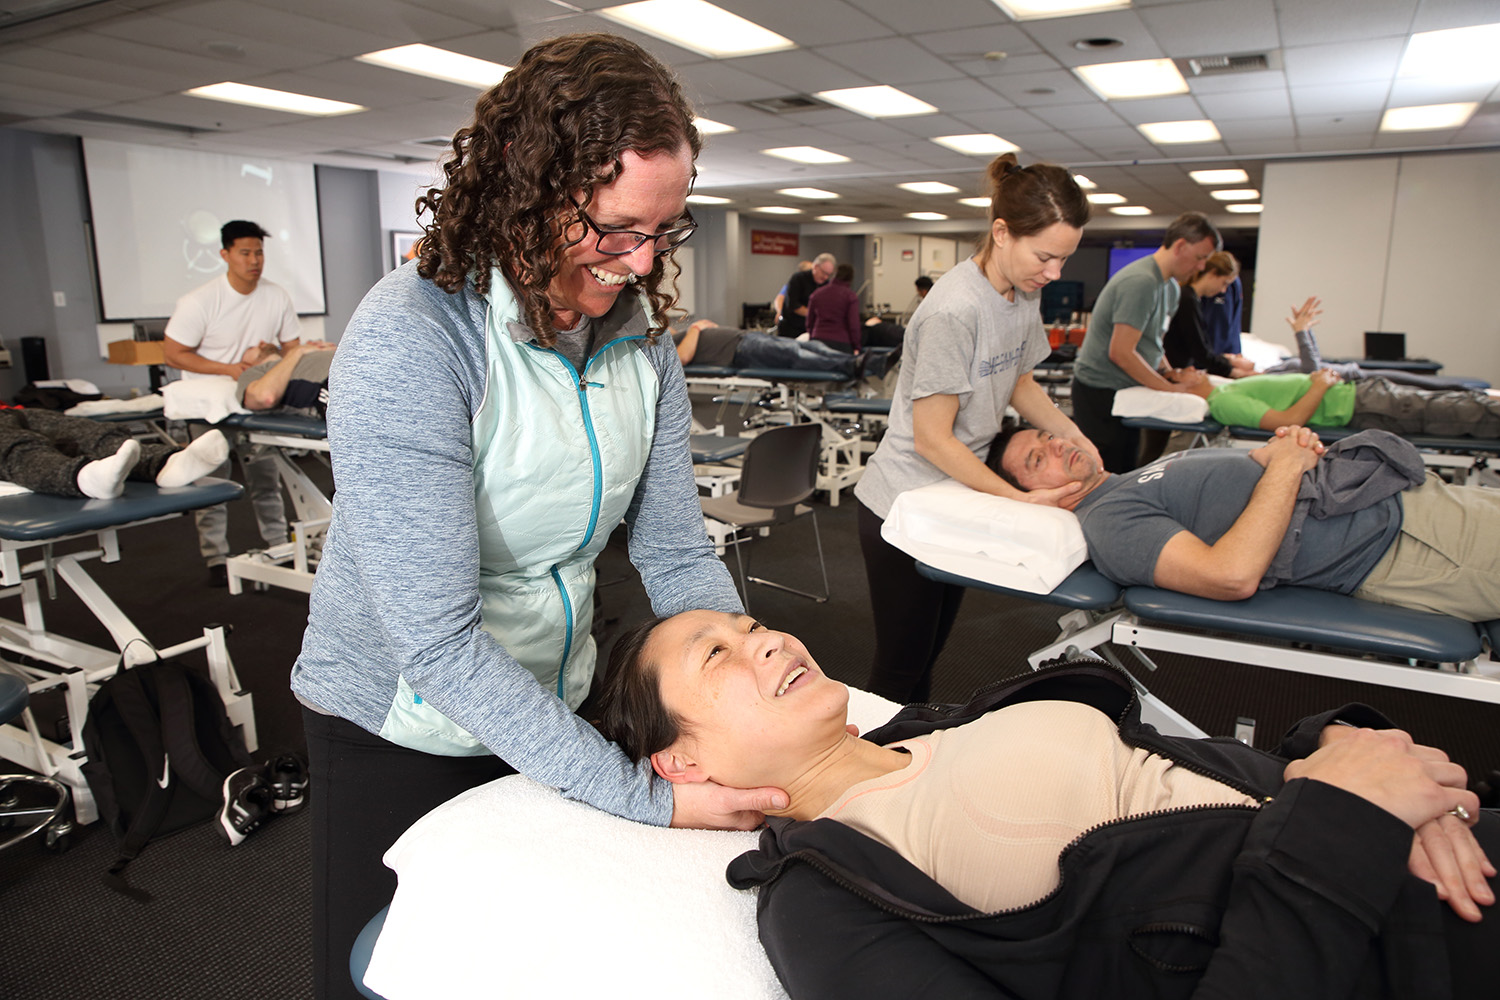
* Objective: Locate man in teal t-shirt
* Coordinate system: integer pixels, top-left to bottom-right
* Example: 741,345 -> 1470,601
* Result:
1071,213 -> 1221,473
1202,370 -> 1500,438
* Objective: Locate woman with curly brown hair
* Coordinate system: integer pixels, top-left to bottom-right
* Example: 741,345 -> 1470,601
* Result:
291,33 -> 782,999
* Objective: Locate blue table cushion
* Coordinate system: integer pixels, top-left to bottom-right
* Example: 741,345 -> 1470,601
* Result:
689,434 -> 749,464
682,365 -> 738,377
1483,619 -> 1500,653
1119,416 -> 1224,435
917,561 -> 1121,611
0,478 -> 244,542
1122,585 -> 1483,662
733,367 -> 847,382
823,397 -> 891,415
223,412 -> 328,437
1228,424 -> 1500,452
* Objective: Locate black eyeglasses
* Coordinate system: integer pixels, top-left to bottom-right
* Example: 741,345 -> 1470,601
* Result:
571,203 -> 697,256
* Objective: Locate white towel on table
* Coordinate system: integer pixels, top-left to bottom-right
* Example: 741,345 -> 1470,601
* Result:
1111,385 -> 1211,422
161,377 -> 247,424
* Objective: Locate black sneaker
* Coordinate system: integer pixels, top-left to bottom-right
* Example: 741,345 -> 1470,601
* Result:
264,752 -> 309,814
218,767 -> 273,846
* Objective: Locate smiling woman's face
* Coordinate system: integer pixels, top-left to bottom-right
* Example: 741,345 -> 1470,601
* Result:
547,144 -> 694,330
645,610 -> 849,789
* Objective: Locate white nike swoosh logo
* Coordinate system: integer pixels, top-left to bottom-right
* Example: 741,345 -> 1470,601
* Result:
157,753 -> 170,789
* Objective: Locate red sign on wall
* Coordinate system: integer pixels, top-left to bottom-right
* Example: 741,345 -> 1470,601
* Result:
751,230 -> 799,255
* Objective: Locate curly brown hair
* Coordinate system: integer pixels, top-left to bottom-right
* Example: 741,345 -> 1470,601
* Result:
415,33 -> 702,346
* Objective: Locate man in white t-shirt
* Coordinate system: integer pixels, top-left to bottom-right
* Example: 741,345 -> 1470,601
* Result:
165,220 -> 300,585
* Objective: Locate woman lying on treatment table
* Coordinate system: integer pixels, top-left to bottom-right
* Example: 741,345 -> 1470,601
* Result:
594,610 -> 1499,1000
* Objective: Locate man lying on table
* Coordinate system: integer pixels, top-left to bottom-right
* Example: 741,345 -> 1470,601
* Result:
988,423 -> 1500,622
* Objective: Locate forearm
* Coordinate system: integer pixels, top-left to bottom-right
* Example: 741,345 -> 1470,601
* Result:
1155,456 -> 1306,598
911,395 -> 1028,500
163,339 -> 238,377
1108,326 -> 1177,391
1270,385 -> 1329,429
243,353 -> 301,409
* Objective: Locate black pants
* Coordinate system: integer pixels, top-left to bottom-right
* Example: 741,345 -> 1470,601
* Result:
303,709 -> 515,1000
0,408 -> 176,496
1069,379 -> 1141,474
857,500 -> 965,704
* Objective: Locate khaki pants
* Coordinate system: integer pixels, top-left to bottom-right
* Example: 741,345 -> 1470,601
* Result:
1352,472 -> 1500,621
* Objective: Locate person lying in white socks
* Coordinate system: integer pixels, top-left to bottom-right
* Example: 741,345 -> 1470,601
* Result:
0,407 -> 228,499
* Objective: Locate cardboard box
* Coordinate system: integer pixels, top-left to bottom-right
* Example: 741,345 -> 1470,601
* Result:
107,339 -> 166,365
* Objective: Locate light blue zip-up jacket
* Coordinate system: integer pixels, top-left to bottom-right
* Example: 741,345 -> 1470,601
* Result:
291,263 -> 743,825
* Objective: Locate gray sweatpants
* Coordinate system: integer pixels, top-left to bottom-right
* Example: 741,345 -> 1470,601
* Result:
191,425 -> 287,566
1351,376 -> 1500,438
0,409 -> 176,497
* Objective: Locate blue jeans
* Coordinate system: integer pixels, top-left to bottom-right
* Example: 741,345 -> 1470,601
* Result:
732,332 -> 855,375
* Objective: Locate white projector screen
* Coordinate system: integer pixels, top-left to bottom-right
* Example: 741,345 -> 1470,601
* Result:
83,138 -> 327,320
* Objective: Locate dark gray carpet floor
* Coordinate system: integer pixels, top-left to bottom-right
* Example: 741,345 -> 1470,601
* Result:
1,455 -> 1497,999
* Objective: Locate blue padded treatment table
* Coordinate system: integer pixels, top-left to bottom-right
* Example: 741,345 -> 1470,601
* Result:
822,393 -> 892,416
689,434 -> 749,464
683,364 -> 738,378
1122,585 -> 1484,663
918,560 -> 1119,611
1120,416 -> 1224,436
1227,423 -> 1500,453
0,478 -> 244,541
221,411 -> 327,437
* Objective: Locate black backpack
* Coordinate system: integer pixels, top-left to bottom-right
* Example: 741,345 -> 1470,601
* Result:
80,658 -> 254,901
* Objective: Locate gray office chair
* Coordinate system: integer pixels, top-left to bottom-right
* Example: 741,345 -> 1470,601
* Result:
0,672 -> 72,852
700,423 -> 829,611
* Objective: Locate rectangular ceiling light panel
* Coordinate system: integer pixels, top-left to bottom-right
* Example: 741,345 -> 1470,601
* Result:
599,1 -> 795,58
356,44 -> 510,88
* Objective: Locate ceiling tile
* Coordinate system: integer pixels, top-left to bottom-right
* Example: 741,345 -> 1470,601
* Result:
984,69 -> 1096,105
1386,77 -> 1493,107
1018,9 -> 1165,67
158,1 -> 417,53
1288,82 -> 1391,116
1272,0 -> 1417,47
1280,36 -> 1406,87
1139,0 -> 1281,55
728,50 -> 877,93
1104,94 -> 1207,124
912,23 -> 1041,60
1406,0 -> 1500,33
1184,68 -> 1287,94
715,0 -> 896,46
816,37 -> 967,85
844,0 -> 1011,35
901,77 -> 1016,112
1213,116 -> 1296,140
1194,87 -> 1291,119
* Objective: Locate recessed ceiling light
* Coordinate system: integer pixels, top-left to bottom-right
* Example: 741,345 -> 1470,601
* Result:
899,181 -> 961,195
686,194 -> 731,205
1075,58 -> 1189,100
755,206 -> 801,215
1189,168 -> 1248,185
1086,192 -> 1126,204
1399,22 -> 1500,84
1379,102 -> 1478,131
990,0 -> 1130,21
932,133 -> 1020,155
815,85 -> 937,118
778,187 -> 839,199
355,44 -> 510,88
817,215 -> 860,223
762,146 -> 851,164
598,0 -> 795,58
1072,174 -> 1097,189
1210,188 -> 1260,201
1109,206 -> 1152,216
906,211 -> 949,221
693,117 -> 736,135
958,197 -> 991,207
184,82 -> 365,116
1225,204 -> 1263,214
1138,119 -> 1222,143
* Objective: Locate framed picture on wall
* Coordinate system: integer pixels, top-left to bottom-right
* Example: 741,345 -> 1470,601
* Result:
391,231 -> 421,269
871,237 -> 882,266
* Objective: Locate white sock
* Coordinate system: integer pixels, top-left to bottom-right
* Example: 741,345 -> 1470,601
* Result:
157,429 -> 229,488
77,439 -> 140,500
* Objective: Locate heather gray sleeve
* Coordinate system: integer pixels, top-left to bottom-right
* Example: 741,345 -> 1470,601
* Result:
627,337 -> 745,617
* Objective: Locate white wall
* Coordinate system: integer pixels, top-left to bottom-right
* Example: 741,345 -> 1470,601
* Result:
1253,151 -> 1500,385
868,233 -> 921,316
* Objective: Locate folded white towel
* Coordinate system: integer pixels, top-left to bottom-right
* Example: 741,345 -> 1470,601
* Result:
364,687 -> 901,1000
66,393 -> 167,417
161,378 -> 247,424
882,479 -> 1087,594
1111,385 -> 1211,422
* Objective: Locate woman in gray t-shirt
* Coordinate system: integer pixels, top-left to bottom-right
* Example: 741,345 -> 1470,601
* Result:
853,153 -> 1100,703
